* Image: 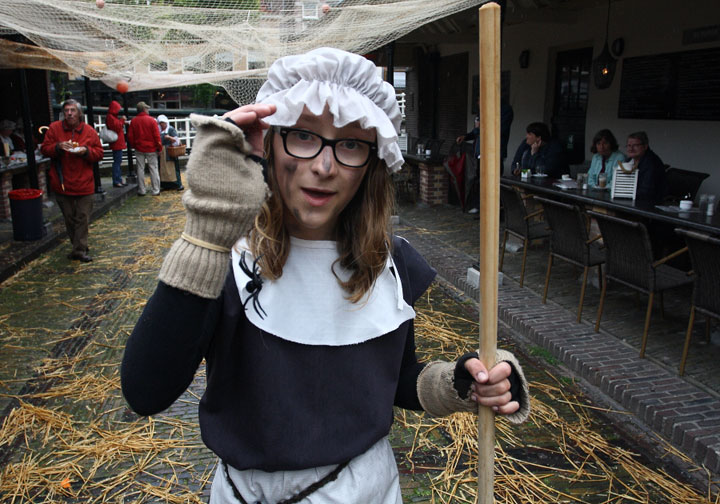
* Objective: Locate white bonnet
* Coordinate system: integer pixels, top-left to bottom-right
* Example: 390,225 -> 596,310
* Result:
255,47 -> 404,173
157,114 -> 169,124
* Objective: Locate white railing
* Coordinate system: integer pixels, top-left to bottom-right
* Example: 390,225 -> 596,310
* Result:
396,92 -> 406,120
87,114 -> 196,150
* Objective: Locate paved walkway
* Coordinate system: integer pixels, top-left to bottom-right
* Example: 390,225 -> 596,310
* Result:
0,181 -> 718,500
395,202 -> 720,475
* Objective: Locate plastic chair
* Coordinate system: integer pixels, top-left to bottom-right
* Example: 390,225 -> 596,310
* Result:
665,168 -> 710,203
588,211 -> 693,358
499,184 -> 550,287
675,229 -> 720,376
534,196 -> 605,322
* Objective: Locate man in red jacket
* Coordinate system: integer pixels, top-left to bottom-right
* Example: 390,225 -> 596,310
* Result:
106,100 -> 128,187
127,101 -> 162,196
41,99 -> 104,262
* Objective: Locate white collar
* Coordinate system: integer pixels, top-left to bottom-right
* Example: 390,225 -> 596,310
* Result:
231,237 -> 415,346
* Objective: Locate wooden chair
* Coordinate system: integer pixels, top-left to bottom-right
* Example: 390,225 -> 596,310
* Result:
665,168 -> 710,203
675,229 -> 720,376
588,211 -> 693,358
534,196 -> 605,322
499,184 -> 550,287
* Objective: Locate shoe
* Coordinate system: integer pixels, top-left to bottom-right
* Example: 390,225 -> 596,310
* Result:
138,192 -> 146,196
70,252 -> 93,262
113,183 -> 124,188
96,187 -> 107,194
176,186 -> 184,191
152,191 -> 161,196
468,208 -> 479,214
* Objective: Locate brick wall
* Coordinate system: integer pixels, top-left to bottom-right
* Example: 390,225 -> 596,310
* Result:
418,161 -> 448,205
0,172 -> 13,219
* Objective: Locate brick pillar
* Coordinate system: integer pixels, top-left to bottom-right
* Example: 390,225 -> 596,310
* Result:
36,162 -> 50,203
0,172 -> 13,219
418,161 -> 448,206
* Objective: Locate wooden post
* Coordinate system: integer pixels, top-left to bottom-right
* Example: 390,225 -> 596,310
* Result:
477,3 -> 501,503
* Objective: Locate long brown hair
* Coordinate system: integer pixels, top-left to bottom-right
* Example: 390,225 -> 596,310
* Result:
248,128 -> 395,303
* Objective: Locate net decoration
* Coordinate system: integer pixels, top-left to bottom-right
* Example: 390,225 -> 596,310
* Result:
0,0 -> 485,106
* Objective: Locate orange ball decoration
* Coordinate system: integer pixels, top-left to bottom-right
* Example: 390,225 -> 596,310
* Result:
116,81 -> 129,94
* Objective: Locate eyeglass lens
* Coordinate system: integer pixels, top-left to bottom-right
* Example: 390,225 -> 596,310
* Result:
283,129 -> 371,167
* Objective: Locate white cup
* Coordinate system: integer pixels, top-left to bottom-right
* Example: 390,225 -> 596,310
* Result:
679,200 -> 692,210
562,174 -> 571,181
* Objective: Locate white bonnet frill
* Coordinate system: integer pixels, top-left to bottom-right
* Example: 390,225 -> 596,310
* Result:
255,47 -> 404,173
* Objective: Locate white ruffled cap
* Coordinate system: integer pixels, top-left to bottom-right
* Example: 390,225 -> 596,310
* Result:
256,47 -> 405,173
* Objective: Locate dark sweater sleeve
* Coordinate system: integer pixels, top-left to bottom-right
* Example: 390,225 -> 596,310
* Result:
121,281 -> 221,416
392,237 -> 437,410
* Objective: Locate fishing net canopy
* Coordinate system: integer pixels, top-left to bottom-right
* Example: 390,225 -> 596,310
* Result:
0,0 -> 485,106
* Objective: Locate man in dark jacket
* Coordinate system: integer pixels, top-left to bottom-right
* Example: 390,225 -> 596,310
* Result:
106,100 -> 128,187
511,122 -> 569,179
127,101 -> 162,196
41,99 -> 104,262
625,131 -> 667,204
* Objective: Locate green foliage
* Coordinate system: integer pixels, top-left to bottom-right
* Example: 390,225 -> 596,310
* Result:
50,72 -> 70,104
183,83 -> 218,108
528,345 -> 560,366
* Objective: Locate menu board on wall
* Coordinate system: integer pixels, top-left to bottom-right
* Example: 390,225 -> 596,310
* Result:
618,47 -> 720,121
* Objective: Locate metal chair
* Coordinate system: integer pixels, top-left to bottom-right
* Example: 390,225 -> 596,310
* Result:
534,196 -> 605,322
665,168 -> 710,203
499,184 -> 550,287
588,211 -> 693,358
675,229 -> 720,376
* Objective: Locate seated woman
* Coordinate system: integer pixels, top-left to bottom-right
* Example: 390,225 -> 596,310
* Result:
511,122 -> 569,179
586,129 -> 624,188
0,119 -> 26,154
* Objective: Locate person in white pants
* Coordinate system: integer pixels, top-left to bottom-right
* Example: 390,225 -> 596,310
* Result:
127,101 -> 162,195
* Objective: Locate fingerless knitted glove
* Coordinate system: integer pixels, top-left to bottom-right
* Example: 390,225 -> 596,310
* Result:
416,349 -> 531,424
158,114 -> 268,298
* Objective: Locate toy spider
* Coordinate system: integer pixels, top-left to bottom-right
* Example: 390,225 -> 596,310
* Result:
239,251 -> 267,319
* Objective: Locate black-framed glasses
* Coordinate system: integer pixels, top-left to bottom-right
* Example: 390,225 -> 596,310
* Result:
274,127 -> 376,168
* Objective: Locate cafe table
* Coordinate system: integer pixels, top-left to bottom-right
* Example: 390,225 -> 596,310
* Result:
501,174 -> 720,236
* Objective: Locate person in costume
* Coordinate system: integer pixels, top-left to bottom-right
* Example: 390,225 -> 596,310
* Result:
158,114 -> 184,191
121,47 -> 530,504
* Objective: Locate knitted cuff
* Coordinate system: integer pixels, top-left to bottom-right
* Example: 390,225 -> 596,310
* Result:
417,361 -> 476,417
416,350 -> 531,424
158,237 -> 229,299
496,349 -> 531,425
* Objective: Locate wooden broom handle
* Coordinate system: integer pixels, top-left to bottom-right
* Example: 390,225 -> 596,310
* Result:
477,3 -> 501,503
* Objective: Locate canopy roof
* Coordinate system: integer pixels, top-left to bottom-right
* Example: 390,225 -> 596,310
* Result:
1,0 -> 486,104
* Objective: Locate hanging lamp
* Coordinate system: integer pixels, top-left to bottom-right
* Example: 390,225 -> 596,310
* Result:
592,0 -> 617,89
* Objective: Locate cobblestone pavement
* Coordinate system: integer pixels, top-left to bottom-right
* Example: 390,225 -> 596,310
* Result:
0,184 -> 718,502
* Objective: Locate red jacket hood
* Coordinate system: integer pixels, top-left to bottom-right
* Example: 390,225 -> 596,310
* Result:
108,100 -> 122,115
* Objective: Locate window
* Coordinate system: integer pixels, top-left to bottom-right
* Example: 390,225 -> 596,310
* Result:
149,61 -> 168,73
182,56 -> 203,74
302,2 -> 318,19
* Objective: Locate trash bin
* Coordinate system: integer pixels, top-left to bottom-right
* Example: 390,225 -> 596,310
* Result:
8,188 -> 44,241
